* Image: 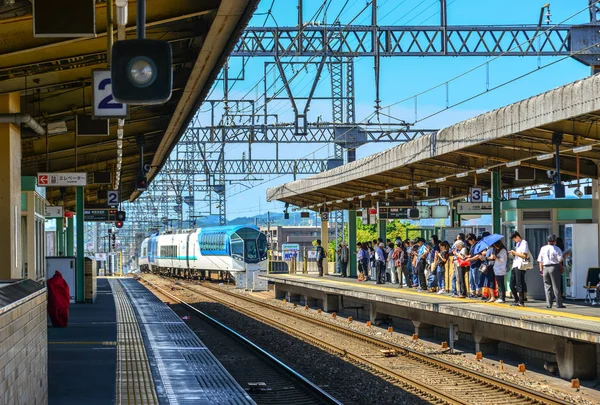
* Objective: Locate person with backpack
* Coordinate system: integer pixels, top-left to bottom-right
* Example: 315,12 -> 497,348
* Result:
375,242 -> 387,284
315,239 -> 326,277
435,242 -> 450,294
415,238 -> 430,292
385,242 -> 395,283
340,242 -> 349,277
357,243 -> 369,282
392,239 -> 410,287
509,231 -> 531,306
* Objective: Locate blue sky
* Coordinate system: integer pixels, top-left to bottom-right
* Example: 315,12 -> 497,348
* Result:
189,0 -> 592,220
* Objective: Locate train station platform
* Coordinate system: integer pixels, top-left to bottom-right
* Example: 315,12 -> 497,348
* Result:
261,273 -> 600,380
48,277 -> 254,405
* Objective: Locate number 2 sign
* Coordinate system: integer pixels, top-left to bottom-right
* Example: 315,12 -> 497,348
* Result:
92,70 -> 128,118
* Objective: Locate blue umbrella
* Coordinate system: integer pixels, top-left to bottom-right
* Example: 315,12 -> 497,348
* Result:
473,234 -> 504,254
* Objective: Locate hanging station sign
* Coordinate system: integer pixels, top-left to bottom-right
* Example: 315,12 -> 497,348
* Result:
456,202 -> 492,215
37,172 -> 87,187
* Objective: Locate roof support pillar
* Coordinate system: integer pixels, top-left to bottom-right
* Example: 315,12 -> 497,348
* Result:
348,211 -> 357,277
55,218 -> 65,256
0,92 -> 21,278
321,215 -> 329,275
492,170 -> 502,234
76,186 -> 85,302
378,219 -> 386,242
67,216 -> 74,257
592,176 -> 600,264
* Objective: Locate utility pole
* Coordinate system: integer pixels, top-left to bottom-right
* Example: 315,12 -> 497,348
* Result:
267,211 -> 271,250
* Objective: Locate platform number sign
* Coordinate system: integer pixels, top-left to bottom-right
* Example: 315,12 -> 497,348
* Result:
93,70 -> 128,118
107,190 -> 119,207
470,187 -> 483,203
320,212 -> 329,222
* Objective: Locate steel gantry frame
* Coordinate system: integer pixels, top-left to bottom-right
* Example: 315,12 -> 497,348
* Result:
120,0 -> 600,261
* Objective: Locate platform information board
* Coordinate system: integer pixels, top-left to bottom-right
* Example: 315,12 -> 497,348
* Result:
37,172 -> 87,187
84,209 -> 117,222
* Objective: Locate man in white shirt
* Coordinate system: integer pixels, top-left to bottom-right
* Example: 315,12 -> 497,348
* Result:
537,234 -> 565,309
509,231 -> 530,306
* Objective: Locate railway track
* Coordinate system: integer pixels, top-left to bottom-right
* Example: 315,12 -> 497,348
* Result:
146,275 -> 572,405
142,278 -> 342,405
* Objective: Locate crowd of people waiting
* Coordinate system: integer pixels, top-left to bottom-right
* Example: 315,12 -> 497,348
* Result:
339,231 -> 570,309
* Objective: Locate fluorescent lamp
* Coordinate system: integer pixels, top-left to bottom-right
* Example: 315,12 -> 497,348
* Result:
399,185 -> 410,191
456,172 -> 469,178
573,145 -> 593,153
117,128 -> 124,139
385,188 -> 394,193
317,203 -> 323,207
326,201 -> 333,205
537,153 -> 554,161
505,160 -> 521,167
371,192 -> 379,196
308,205 -> 315,209
336,199 -> 343,203
435,177 -> 446,183
358,195 -> 366,199
346,197 -> 354,201
417,182 -> 427,187
476,168 -> 489,174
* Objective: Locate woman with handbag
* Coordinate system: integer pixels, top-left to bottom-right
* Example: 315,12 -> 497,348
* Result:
480,247 -> 497,302
453,240 -> 469,298
489,241 -> 508,303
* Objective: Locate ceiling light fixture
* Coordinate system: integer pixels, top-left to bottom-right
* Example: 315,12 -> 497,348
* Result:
476,168 -> 489,174
435,177 -> 446,183
399,185 -> 410,191
537,153 -> 554,161
417,182 -> 427,187
385,188 -> 394,193
358,195 -> 366,199
371,192 -> 379,196
505,160 -> 521,167
346,197 -> 354,201
456,172 -> 469,178
573,145 -> 593,153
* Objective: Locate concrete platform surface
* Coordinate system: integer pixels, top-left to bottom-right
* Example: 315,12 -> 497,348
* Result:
262,274 -> 600,344
48,278 -> 117,405
49,277 -> 254,405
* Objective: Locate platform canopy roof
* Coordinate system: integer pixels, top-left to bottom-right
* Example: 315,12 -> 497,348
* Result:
1,0 -> 259,209
267,74 -> 600,211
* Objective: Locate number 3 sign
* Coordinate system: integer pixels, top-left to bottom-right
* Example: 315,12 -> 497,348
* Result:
470,187 -> 483,203
93,70 -> 128,118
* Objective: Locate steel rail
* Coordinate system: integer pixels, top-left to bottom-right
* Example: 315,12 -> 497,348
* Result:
155,277 -> 465,404
179,279 -> 572,405
140,278 -> 343,405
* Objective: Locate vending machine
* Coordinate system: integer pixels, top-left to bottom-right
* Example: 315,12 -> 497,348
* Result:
564,224 -> 598,299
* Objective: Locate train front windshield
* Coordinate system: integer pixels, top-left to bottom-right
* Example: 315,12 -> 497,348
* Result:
231,228 -> 268,263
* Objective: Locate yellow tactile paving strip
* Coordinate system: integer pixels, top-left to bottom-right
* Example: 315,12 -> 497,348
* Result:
271,274 -> 600,323
110,280 -> 159,405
